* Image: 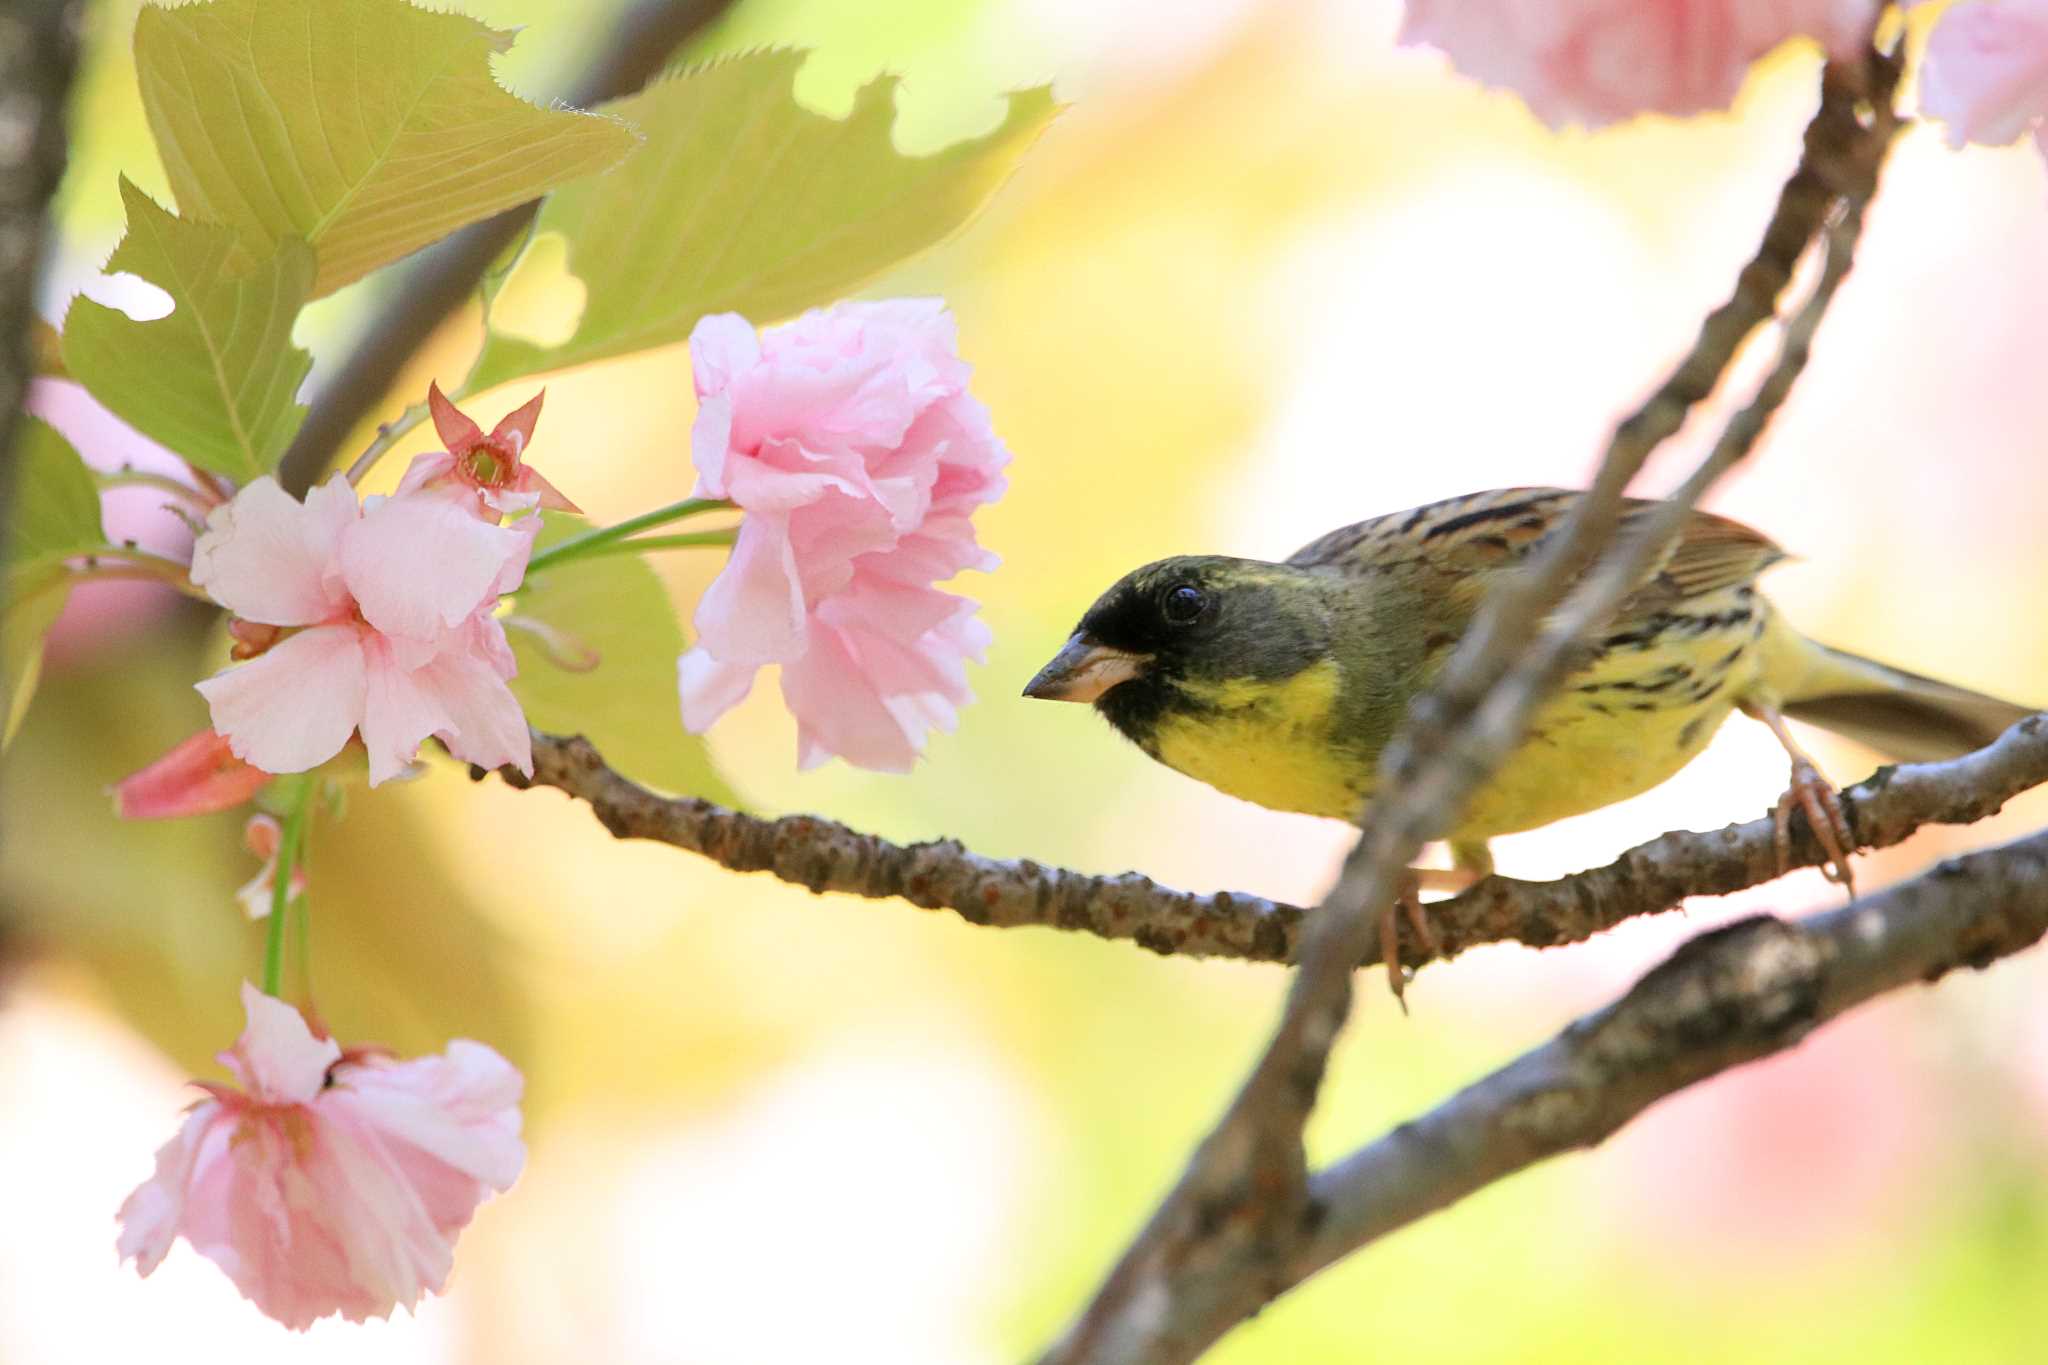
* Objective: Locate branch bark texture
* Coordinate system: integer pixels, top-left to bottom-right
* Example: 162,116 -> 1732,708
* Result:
499,716 -> 2048,971
0,0 -> 80,460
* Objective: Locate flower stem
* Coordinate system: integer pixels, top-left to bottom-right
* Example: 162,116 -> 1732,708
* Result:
556,528 -> 738,562
260,783 -> 314,999
343,394 -> 442,487
524,498 -> 734,576
95,468 -> 216,507
61,549 -> 212,602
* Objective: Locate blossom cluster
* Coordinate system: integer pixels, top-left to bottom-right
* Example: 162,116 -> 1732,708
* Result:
679,300 -> 1009,771
1402,0 -> 2048,168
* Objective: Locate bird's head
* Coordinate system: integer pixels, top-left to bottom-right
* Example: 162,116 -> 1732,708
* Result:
1023,556 -> 1331,740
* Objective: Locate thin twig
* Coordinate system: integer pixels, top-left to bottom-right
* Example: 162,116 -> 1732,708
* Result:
275,0 -> 739,495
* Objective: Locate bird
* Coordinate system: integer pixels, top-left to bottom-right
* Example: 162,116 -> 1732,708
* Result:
1023,487 -> 2036,1002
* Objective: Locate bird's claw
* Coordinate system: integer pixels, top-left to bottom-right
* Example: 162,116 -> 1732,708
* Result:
1379,869 -> 1445,1013
1773,754 -> 1856,893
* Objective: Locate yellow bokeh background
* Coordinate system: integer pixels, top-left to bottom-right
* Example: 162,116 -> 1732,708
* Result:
7,1 -> 2048,1362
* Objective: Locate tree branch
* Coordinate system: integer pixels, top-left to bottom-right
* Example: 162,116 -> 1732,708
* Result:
274,0 -> 737,495
0,0 -> 81,458
494,717 -> 2048,971
1086,823 -> 2048,1362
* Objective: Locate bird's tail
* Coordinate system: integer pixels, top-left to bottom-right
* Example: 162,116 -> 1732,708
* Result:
1780,640 -> 2037,763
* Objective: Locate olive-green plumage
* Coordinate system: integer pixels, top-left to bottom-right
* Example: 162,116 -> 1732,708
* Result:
1026,488 -> 2034,871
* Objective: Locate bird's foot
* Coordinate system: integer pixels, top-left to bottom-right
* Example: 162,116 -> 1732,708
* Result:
1773,755 -> 1856,893
1744,700 -> 1857,893
1378,866 -> 1474,1012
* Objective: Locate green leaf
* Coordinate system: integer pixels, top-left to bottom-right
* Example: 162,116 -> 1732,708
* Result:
134,0 -> 639,297
1,570 -> 70,749
6,418 -> 107,570
62,179 -> 314,480
508,514 -> 733,803
3,420 -> 106,749
468,50 -> 1059,390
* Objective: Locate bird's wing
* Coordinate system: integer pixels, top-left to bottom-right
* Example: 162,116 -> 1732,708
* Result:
1286,487 -> 1786,604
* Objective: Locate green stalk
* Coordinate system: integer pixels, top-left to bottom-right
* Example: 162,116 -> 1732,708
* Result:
259,785 -> 314,999
552,528 -> 738,562
524,498 -> 733,576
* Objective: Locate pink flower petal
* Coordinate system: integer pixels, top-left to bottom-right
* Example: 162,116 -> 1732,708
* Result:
339,495 -> 528,641
489,390 -> 545,459
683,299 -> 1006,770
112,728 -> 272,819
357,634 -> 457,786
688,312 -> 763,399
1400,0 -> 1879,129
118,1011 -> 526,1331
427,381 -> 484,455
417,646 -> 533,776
393,449 -> 458,501
1920,0 -> 2048,149
516,464 -> 581,513
693,517 -> 808,664
677,647 -> 760,731
196,624 -> 368,775
224,984 -> 340,1106
116,1099 -> 225,1274
189,476 -> 358,626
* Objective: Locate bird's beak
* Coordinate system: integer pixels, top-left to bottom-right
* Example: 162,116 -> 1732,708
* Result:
1023,633 -> 1149,703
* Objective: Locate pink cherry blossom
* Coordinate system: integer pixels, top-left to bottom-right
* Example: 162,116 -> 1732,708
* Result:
395,382 -> 578,521
1920,0 -> 2048,162
118,984 -> 524,1330
679,300 -> 1008,772
1399,0 -> 1878,129
112,728 -> 272,819
189,475 -> 535,784
235,813 -> 310,920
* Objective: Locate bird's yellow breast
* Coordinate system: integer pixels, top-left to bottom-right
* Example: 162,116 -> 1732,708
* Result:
1146,658 -> 1366,819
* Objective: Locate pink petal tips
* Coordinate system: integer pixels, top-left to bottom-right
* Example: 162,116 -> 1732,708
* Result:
1920,0 -> 2048,162
1399,0 -> 1880,129
117,984 -> 525,1331
112,729 -> 272,819
189,474 -> 534,785
398,382 -> 580,520
680,300 -> 1008,772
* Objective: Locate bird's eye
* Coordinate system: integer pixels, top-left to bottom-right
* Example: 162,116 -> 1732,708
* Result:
1161,583 -> 1207,626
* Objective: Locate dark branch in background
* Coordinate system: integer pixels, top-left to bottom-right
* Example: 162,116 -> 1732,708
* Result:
274,0 -> 737,495
0,0 -> 82,457
1041,43 -> 1905,1365
0,0 -> 82,954
490,717 -> 2048,970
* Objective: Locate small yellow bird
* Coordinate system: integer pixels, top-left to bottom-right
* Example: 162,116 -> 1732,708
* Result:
1024,488 -> 2035,995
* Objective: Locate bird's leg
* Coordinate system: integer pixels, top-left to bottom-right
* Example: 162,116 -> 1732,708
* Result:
1379,856 -> 1487,1011
1741,700 -> 1856,892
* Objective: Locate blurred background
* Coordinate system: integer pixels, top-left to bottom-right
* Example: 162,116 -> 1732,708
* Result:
7,0 -> 2048,1360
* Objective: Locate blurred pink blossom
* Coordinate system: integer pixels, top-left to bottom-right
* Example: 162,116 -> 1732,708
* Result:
395,382 -> 578,521
1600,1001 -> 1939,1267
1399,0 -> 1876,128
190,475 -> 535,784
24,376 -> 207,658
235,813 -> 309,920
1920,0 -> 2048,162
679,300 -> 1008,772
111,728 -> 271,819
118,984 -> 524,1330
